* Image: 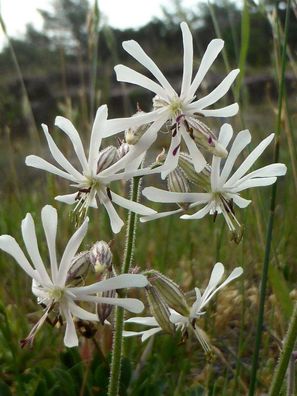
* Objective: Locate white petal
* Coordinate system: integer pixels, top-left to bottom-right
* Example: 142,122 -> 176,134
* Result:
25,155 -> 76,182
160,130 -> 182,179
211,155 -> 221,190
142,187 -> 211,203
0,235 -> 38,281
111,191 -> 156,215
234,163 -> 287,186
199,262 -> 225,307
41,205 -> 58,284
57,217 -> 89,287
114,65 -> 167,98
169,311 -> 185,324
103,110 -> 162,137
70,274 -> 148,295
191,69 -> 239,110
220,129 -> 251,184
41,124 -> 83,180
180,22 -> 193,98
88,104 -> 107,174
125,316 -> 159,326
122,40 -> 176,97
55,116 -> 88,172
190,287 -> 202,316
21,213 -> 52,285
101,115 -> 168,177
226,134 -> 275,187
68,301 -> 98,321
198,103 -> 239,117
62,306 -> 79,347
181,126 -> 207,173
125,152 -> 145,173
78,296 -> 145,314
231,177 -> 277,192
181,202 -> 212,220
55,193 -> 77,205
141,327 -> 162,341
231,194 -> 251,208
140,207 -> 184,223
218,123 -> 233,148
100,193 -> 124,234
188,39 -> 224,99
201,266 -> 243,309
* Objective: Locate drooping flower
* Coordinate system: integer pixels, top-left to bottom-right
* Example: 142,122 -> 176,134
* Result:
105,22 -> 239,178
124,263 -> 243,351
141,124 -> 287,234
0,205 -> 148,347
25,105 -> 156,234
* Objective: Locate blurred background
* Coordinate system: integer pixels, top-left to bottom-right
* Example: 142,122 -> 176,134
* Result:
0,1 -> 297,395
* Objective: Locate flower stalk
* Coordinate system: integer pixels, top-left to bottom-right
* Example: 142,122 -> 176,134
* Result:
108,176 -> 141,396
268,302 -> 297,396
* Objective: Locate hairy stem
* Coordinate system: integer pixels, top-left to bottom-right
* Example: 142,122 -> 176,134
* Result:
269,303 -> 297,396
248,2 -> 290,394
108,177 -> 141,396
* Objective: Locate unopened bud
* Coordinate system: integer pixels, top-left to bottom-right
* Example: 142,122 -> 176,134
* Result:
89,241 -> 112,273
146,270 -> 189,316
117,142 -> 130,159
97,269 -> 116,324
125,111 -> 151,145
97,146 -> 119,173
145,285 -> 175,335
67,251 -> 91,282
167,167 -> 190,194
178,153 -> 211,189
189,118 -> 227,158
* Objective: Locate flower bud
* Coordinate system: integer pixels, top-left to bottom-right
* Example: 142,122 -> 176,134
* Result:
189,118 -> 228,158
67,251 -> 91,282
146,270 -> 189,316
89,241 -> 112,273
178,152 -> 211,190
167,167 -> 190,194
125,111 -> 151,145
97,146 -> 119,173
145,285 -> 175,335
97,268 -> 116,324
117,141 -> 130,159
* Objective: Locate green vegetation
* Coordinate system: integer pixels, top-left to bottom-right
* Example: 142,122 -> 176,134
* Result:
0,0 -> 297,394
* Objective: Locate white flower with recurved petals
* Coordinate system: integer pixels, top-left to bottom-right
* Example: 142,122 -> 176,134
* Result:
141,124 -> 287,232
105,22 -> 239,178
0,205 -> 148,347
25,105 -> 156,234
124,263 -> 243,351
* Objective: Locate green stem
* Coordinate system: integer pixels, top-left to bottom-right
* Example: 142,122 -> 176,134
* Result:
248,2 -> 290,395
108,177 -> 141,396
269,303 -> 297,396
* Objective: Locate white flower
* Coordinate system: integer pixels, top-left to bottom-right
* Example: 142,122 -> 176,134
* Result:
25,105 -> 156,234
123,316 -> 162,342
141,124 -> 287,232
169,263 -> 243,351
124,263 -> 243,351
105,22 -> 239,178
0,205 -> 148,347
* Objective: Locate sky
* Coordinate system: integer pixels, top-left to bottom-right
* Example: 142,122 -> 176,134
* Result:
0,0 -> 197,47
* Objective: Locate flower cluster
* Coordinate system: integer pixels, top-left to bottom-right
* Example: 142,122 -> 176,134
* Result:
0,21 -> 287,351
